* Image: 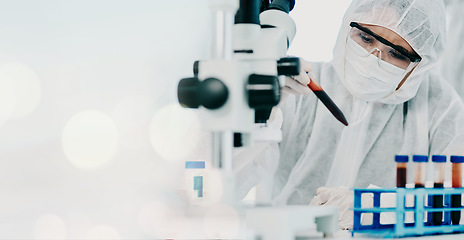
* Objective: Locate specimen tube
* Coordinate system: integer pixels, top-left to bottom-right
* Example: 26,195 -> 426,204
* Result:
432,155 -> 446,226
395,155 -> 408,188
451,155 -> 464,225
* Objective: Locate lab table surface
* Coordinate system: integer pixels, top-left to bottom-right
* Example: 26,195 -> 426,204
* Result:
297,230 -> 464,239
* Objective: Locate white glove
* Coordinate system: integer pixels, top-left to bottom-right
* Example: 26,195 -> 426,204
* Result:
266,106 -> 283,130
309,186 -> 354,230
281,58 -> 313,101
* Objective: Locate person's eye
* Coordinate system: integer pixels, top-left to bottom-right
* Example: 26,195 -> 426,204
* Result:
359,33 -> 373,43
389,50 -> 408,61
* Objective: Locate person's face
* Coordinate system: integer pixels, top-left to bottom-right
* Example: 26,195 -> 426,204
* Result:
350,23 -> 419,70
346,22 -> 422,91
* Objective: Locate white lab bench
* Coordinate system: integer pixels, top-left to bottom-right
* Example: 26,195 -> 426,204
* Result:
166,205 -> 464,239
300,230 -> 464,239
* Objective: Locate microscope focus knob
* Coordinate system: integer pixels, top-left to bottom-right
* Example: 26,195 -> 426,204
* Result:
193,61 -> 200,77
178,77 -> 200,108
198,78 -> 229,109
247,74 -> 280,109
277,57 -> 300,76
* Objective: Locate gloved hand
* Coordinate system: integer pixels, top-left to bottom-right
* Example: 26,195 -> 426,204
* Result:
309,186 -> 354,230
281,58 -> 313,101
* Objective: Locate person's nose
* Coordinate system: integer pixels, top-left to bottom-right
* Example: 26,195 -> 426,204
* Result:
370,42 -> 382,59
371,49 -> 380,58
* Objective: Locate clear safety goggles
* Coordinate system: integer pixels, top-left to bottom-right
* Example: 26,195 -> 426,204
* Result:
348,22 -> 421,75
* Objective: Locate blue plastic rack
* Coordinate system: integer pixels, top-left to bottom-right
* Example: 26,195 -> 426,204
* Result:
352,188 -> 464,238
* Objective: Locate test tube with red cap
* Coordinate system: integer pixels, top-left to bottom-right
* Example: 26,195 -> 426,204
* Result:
395,155 -> 408,188
413,155 -> 428,188
451,155 -> 464,225
432,155 -> 446,226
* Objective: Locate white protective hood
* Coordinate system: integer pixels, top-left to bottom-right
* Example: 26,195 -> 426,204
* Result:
332,0 -> 447,104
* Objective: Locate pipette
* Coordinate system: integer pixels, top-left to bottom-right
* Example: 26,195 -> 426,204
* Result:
306,72 -> 348,126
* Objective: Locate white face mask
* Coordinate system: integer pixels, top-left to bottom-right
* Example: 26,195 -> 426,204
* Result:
343,37 -> 408,102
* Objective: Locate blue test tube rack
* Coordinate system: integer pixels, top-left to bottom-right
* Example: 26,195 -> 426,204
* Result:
352,188 -> 464,238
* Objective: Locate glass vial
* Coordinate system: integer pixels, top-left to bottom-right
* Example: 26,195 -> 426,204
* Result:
432,155 -> 446,226
395,155 -> 408,188
412,155 -> 428,224
184,161 -> 206,206
413,155 -> 428,188
451,156 -> 464,225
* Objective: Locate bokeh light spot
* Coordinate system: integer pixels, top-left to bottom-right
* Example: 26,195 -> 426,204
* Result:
33,214 -> 66,240
62,110 -> 118,169
111,95 -> 156,150
86,225 -> 120,240
0,62 -> 41,118
149,104 -> 201,162
0,72 -> 16,125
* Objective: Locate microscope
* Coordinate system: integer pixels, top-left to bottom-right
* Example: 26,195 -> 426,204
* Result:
178,0 -> 297,198
177,0 -> 338,239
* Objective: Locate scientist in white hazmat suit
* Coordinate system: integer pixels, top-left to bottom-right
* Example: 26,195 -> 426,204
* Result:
235,0 -> 464,229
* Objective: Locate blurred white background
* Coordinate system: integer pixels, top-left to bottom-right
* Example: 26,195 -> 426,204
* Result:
288,1 -> 351,61
0,1 -> 350,239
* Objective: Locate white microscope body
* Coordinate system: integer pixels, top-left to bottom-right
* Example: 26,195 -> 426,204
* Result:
177,0 -> 338,239
179,0 -> 298,205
